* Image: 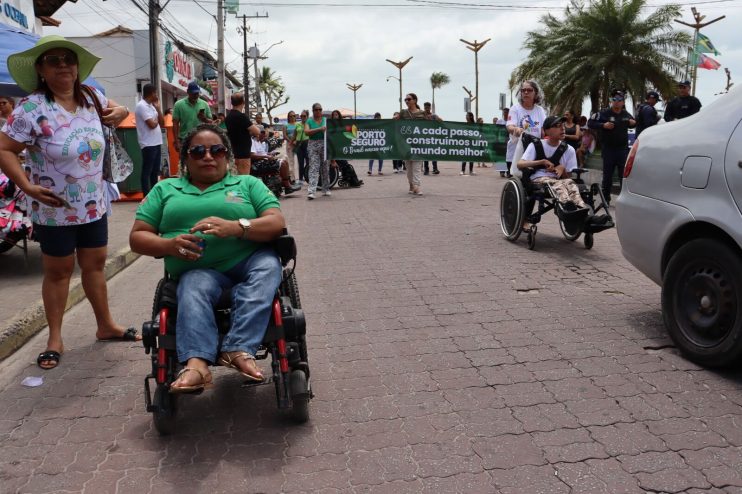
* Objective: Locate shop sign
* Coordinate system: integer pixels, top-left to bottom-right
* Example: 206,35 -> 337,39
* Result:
162,39 -> 195,92
0,0 -> 38,34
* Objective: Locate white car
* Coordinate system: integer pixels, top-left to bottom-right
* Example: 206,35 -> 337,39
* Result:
616,85 -> 742,367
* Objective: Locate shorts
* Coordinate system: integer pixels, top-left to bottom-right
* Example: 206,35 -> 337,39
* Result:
34,215 -> 108,257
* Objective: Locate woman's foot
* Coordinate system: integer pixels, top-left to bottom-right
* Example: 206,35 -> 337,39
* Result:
37,343 -> 64,370
219,351 -> 265,382
170,361 -> 213,394
96,326 -> 142,341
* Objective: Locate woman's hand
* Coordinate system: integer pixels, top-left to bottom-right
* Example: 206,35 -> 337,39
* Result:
26,185 -> 66,207
169,234 -> 204,261
191,216 -> 242,239
101,106 -> 129,127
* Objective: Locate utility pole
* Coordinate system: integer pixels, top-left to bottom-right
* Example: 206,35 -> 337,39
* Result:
148,0 -> 170,101
675,7 -> 724,96
346,83 -> 362,118
386,57 -> 413,112
251,44 -> 262,115
235,12 -> 268,114
459,38 -> 490,119
217,0 -> 225,113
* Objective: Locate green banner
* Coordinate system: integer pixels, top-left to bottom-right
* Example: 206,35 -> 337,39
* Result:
327,119 -> 508,162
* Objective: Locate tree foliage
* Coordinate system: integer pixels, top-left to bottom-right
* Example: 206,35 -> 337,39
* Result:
430,72 -> 451,113
512,0 -> 691,113
258,66 -> 289,121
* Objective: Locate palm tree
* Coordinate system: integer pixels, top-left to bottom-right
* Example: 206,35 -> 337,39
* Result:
430,72 -> 450,114
512,0 -> 691,113
258,66 -> 289,121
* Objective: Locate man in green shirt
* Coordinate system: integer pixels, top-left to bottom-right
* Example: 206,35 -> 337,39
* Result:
172,82 -> 213,149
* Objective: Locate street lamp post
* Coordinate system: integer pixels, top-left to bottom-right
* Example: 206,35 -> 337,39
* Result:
459,38 -> 490,119
346,83 -> 363,118
386,57 -> 413,112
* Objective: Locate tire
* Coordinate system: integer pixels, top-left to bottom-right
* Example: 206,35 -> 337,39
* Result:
283,271 -> 302,309
662,239 -> 742,367
152,384 -> 178,435
151,278 -> 167,321
317,166 -> 339,190
584,232 -> 594,250
0,230 -> 25,254
500,178 -> 526,241
527,226 -> 537,250
290,370 -> 310,424
559,216 -> 582,242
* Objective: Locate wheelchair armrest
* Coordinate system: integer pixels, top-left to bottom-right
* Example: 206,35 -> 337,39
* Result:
571,168 -> 588,177
273,233 -> 297,265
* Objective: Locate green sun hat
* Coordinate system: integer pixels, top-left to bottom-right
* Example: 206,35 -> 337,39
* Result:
7,35 -> 101,94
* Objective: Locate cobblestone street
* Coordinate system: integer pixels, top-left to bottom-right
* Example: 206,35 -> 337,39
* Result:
1,163 -> 741,493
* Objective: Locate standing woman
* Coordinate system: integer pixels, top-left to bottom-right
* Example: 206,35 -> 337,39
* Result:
304,103 -> 330,200
506,79 -> 547,174
461,112 -> 476,175
395,93 -> 426,195
294,110 -> 309,183
563,110 -> 582,151
0,36 -> 138,370
367,112 -> 383,175
282,111 -> 299,182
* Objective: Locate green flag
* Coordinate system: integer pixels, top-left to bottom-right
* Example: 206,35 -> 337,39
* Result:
327,119 -> 508,162
696,33 -> 720,56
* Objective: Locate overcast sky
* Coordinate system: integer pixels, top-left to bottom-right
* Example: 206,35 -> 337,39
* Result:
50,0 -> 741,120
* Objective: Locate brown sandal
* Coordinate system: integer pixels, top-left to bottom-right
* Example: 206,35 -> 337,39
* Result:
218,351 -> 265,382
169,367 -> 213,394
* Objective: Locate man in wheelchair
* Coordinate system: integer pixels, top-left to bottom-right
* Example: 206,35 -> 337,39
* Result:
250,129 -> 301,195
517,115 -> 590,225
130,124 -> 285,393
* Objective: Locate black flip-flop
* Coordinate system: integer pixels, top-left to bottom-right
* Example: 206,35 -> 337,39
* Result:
37,350 -> 61,370
97,327 -> 139,342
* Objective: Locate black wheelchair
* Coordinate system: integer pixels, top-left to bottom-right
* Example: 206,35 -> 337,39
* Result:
500,167 -> 614,250
141,233 -> 311,435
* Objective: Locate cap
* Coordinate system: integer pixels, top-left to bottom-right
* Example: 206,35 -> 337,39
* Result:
678,80 -> 691,87
543,116 -> 565,130
646,90 -> 660,100
611,90 -> 625,102
187,81 -> 201,94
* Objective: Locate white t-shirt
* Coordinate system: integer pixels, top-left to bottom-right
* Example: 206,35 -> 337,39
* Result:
521,140 -> 578,180
251,138 -> 268,155
506,103 -> 547,161
2,90 -> 108,226
134,99 -> 162,149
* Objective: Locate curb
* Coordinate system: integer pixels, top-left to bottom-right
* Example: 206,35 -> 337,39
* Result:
0,247 -> 140,361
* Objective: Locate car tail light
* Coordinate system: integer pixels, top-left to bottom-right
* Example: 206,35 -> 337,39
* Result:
624,139 -> 639,178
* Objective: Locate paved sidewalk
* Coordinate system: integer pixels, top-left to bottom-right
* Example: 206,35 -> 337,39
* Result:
1,162 -> 742,493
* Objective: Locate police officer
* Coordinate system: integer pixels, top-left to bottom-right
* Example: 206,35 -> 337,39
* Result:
664,80 -> 702,122
635,90 -> 660,136
588,90 -> 636,205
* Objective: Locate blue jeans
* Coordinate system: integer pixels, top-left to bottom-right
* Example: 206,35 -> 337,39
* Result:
368,160 -> 383,173
140,145 -> 161,196
175,248 -> 282,364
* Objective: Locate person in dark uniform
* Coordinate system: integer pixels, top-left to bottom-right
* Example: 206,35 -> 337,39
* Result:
635,90 -> 661,136
664,80 -> 702,122
224,92 -> 258,175
588,90 -> 636,205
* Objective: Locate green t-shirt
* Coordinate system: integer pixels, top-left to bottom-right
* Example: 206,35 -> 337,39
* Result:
172,97 -> 213,138
135,174 -> 280,278
306,117 -> 326,141
294,122 -> 308,142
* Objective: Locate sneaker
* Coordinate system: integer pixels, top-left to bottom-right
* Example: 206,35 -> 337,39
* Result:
423,171 -> 430,176
393,169 -> 399,174
470,171 -> 477,176
460,171 -> 465,175
433,169 -> 440,175
367,171 -> 372,175
323,190 -> 332,196
378,172 -> 384,176
307,193 -> 315,200
283,183 -> 301,195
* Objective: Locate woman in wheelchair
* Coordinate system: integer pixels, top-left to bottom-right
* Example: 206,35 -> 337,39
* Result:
129,124 -> 285,393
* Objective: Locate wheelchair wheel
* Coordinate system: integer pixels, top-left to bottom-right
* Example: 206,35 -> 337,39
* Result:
500,178 -> 526,241
151,278 -> 167,320
0,230 -> 24,254
283,270 -> 302,309
584,232 -> 594,250
290,369 -> 310,423
152,384 -> 178,436
316,165 -> 339,190
559,216 -> 582,242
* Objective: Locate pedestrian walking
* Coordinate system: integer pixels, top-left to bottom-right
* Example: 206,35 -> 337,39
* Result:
496,108 -> 509,177
461,112 -> 476,175
135,83 -> 165,195
224,92 -> 258,175
506,80 -> 547,178
173,82 -> 212,150
368,112 -> 384,175
283,111 -> 299,182
588,90 -> 636,205
295,110 -> 310,182
305,103 -> 330,200
395,93 -> 426,196
423,102 -> 441,175
635,90 -> 661,136
0,35 -> 139,370
664,80 -> 701,122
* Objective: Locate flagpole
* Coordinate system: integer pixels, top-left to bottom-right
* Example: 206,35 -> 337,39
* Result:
691,29 -> 699,96
675,7 -> 725,97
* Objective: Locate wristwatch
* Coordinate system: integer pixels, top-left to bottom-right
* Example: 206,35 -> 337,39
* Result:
238,218 -> 251,239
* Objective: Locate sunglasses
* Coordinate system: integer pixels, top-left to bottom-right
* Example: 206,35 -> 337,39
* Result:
41,54 -> 78,67
520,88 -> 534,93
404,98 -> 414,102
188,144 -> 228,160
313,108 -> 322,111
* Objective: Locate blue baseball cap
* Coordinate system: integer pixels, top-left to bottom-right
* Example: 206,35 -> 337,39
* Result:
187,81 -> 200,94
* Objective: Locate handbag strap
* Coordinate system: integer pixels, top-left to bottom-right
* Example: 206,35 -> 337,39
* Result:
81,85 -> 108,128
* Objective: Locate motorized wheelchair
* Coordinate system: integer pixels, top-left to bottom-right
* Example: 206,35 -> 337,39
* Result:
141,232 -> 311,435
500,164 -> 614,250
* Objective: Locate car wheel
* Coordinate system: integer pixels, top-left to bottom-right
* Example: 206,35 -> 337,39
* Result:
662,238 -> 742,367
